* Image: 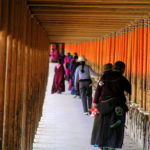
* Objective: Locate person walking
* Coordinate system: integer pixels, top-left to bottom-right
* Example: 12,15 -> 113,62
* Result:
74,56 -> 101,115
91,61 -> 131,150
51,59 -> 65,94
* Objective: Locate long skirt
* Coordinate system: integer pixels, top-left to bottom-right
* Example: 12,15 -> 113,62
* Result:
91,112 -> 126,149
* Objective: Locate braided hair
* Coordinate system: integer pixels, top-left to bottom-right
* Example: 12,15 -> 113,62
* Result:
81,61 -> 85,73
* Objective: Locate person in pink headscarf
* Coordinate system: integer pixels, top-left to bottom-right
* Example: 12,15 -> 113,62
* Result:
50,49 -> 59,62
64,52 -> 72,81
53,49 -> 59,61
50,49 -> 55,62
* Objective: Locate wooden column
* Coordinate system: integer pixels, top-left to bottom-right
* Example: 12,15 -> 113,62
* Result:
2,0 -> 14,149
0,0 -> 49,149
20,2 -> 28,150
0,0 -> 9,148
0,0 -> 2,30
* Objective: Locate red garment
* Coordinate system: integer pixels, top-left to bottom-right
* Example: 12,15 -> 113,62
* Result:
51,64 -> 65,94
64,56 -> 70,64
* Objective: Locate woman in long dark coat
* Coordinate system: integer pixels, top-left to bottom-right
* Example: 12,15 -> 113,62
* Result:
51,59 -> 65,94
91,61 -> 131,150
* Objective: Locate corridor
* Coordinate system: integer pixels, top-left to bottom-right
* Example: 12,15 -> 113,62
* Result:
33,63 -> 142,150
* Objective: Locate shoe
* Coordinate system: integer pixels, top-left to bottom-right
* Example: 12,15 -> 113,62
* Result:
83,112 -> 88,115
57,90 -> 62,94
73,95 -> 77,98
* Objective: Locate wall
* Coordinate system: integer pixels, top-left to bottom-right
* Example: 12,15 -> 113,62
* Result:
0,0 -> 49,150
65,17 -> 150,149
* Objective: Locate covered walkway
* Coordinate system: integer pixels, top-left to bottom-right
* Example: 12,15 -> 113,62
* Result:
1,1 -> 150,150
33,63 -> 141,150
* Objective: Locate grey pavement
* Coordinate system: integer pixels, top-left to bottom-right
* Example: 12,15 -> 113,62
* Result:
33,63 -> 142,150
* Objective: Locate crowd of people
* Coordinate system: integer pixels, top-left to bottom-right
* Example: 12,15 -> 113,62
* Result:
51,52 -> 131,150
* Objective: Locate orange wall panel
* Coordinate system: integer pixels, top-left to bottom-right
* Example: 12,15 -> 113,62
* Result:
65,18 -> 150,112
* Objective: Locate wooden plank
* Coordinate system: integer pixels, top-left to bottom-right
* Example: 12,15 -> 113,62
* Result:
35,14 -> 143,18
25,10 -> 32,150
27,0 -> 150,3
27,3 -> 150,9
45,25 -> 124,28
36,17 -> 139,22
32,11 -> 148,17
0,0 -> 2,30
0,0 -> 9,148
14,0 -> 26,149
30,7 -> 150,12
42,22 -> 129,25
2,0 -> 15,149
7,0 -> 19,149
13,0 -> 21,148
20,4 -> 28,150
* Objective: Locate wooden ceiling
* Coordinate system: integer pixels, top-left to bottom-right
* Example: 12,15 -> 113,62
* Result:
27,0 -> 150,43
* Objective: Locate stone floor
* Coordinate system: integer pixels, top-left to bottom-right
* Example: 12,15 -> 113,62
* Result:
33,63 -> 142,150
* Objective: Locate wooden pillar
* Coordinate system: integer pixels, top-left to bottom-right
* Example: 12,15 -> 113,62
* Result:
13,0 -> 26,148
0,0 -> 49,149
0,0 -> 2,30
25,13 -> 33,150
20,3 -> 28,150
2,0 -> 14,148
0,0 -> 9,148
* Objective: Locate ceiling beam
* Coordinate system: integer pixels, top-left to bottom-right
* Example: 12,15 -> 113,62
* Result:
27,0 -> 150,4
27,0 -> 150,43
41,22 -> 129,26
32,11 -> 148,17
29,7 -> 150,13
35,15 -> 143,18
27,3 -> 150,9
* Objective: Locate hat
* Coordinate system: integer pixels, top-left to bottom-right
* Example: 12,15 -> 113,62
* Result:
77,56 -> 85,62
103,63 -> 113,72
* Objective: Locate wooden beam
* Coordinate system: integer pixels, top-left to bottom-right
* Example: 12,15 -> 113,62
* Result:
34,14 -> 146,18
35,15 -> 141,19
45,28 -> 121,31
27,3 -> 150,9
32,12 -> 148,17
0,0 -> 2,30
41,20 -> 129,24
42,23 -> 132,27
27,0 -> 150,4
48,37 -> 102,42
29,7 -> 150,13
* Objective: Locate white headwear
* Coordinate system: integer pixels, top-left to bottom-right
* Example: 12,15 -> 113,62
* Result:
77,56 -> 85,62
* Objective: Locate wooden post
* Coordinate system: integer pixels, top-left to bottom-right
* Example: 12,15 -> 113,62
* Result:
0,0 -> 2,30
13,0 -> 25,148
20,2 -> 28,150
0,0 -> 49,149
0,0 -> 9,148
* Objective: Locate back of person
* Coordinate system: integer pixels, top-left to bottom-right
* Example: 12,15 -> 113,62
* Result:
74,56 -> 101,115
99,71 -> 130,103
91,61 -> 131,150
76,65 -> 91,80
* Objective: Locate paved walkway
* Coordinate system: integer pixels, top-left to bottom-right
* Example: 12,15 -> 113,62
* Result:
33,63 -> 142,150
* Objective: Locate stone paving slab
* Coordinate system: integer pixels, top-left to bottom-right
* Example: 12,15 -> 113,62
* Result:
33,63 -> 142,150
